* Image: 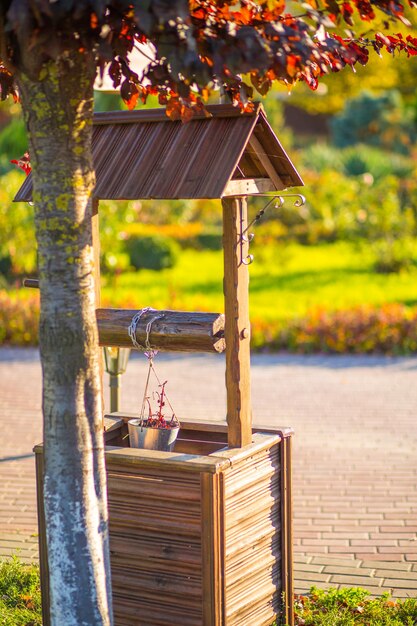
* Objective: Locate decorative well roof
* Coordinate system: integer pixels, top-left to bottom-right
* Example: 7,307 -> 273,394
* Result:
14,103 -> 302,202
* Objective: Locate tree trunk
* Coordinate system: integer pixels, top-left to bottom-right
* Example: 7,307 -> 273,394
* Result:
18,53 -> 113,625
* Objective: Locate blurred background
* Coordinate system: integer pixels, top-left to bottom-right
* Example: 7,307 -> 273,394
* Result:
2,27 -> 417,356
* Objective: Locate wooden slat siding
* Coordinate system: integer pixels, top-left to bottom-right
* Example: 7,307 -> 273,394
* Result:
35,448 -> 51,626
111,595 -> 202,626
14,104 -> 303,203
281,434 -> 294,626
222,196 -> 252,448
107,464 -> 204,626
222,442 -> 282,626
97,308 -> 225,353
201,473 -> 222,626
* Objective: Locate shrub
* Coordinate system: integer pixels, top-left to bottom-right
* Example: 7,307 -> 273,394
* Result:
251,303 -> 417,355
0,170 -> 37,276
0,253 -> 13,279
331,90 -> 416,155
372,238 -> 416,274
0,118 -> 28,175
0,556 -> 42,626
0,291 -> 39,345
125,234 -> 179,271
293,586 -> 417,625
195,229 -> 223,250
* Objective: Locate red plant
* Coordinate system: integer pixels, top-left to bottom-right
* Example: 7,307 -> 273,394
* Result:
143,381 -> 178,429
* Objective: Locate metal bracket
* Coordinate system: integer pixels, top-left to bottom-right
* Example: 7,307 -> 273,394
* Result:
238,193 -> 306,266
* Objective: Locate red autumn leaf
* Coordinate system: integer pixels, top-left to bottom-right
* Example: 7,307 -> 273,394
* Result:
10,151 -> 31,176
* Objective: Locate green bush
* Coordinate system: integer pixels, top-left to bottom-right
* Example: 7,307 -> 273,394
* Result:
0,557 -> 42,626
0,117 -> 28,175
0,170 -> 37,276
293,586 -> 417,625
0,291 -> 39,345
0,253 -> 13,279
125,234 -> 179,271
341,145 -> 413,180
195,229 -> 223,250
331,90 -> 416,155
372,238 -> 416,274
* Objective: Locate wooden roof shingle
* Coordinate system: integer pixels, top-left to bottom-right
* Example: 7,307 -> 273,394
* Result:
14,103 -> 303,202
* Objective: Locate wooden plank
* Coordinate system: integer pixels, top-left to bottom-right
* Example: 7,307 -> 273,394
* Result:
97,308 -> 225,353
201,473 -> 222,626
93,103 -> 263,126
92,198 -> 105,420
222,442 -> 282,625
281,434 -> 294,626
222,196 -> 252,448
35,449 -> 50,626
223,178 -> 276,197
105,445 -> 231,474
248,134 -> 286,191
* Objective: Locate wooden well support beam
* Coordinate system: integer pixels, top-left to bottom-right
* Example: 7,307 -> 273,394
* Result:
222,196 -> 252,449
97,308 -> 225,353
23,279 -> 225,353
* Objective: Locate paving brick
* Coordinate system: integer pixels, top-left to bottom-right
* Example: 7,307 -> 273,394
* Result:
294,563 -> 325,574
311,557 -> 361,566
375,569 -> 417,580
330,575 -> 383,587
363,561 -> 411,571
358,554 -> 406,562
381,578 -> 417,589
295,571 -> 332,583
339,584 -> 388,595
323,566 -> 374,577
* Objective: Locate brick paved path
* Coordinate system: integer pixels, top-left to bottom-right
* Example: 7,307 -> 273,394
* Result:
1,348 -> 417,597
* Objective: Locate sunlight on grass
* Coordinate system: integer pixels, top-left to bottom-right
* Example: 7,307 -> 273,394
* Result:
101,242 -> 417,322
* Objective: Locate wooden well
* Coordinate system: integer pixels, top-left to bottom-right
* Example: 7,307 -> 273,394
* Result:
35,419 -> 293,626
19,104 -> 303,626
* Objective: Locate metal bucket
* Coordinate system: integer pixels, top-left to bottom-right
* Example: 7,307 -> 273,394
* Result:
128,419 -> 179,452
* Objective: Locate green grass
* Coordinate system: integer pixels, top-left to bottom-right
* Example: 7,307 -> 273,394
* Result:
292,586 -> 417,625
101,241 -> 417,322
0,557 -> 42,625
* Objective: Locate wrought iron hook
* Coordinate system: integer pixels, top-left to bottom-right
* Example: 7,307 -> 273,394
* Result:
238,193 -> 306,266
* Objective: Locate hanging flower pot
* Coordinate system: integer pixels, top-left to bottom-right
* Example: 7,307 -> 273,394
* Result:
128,418 -> 179,452
128,376 -> 180,452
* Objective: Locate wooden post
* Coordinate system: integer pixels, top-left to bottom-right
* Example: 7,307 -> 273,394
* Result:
92,198 -> 104,419
222,196 -> 252,448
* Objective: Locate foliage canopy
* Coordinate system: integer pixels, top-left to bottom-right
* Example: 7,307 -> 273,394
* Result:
1,1 -> 417,116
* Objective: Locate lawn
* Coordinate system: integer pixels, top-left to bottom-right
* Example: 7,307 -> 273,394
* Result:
101,241 -> 417,322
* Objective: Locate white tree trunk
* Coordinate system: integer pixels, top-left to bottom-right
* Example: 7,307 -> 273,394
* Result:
18,52 -> 113,625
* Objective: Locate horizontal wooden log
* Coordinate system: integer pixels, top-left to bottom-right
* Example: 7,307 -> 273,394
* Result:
22,280 -> 225,353
97,308 -> 225,353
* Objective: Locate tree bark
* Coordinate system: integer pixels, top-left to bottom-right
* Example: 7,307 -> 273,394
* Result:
18,52 -> 112,625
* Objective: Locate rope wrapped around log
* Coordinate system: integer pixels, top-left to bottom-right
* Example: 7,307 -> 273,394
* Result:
96,308 -> 225,353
